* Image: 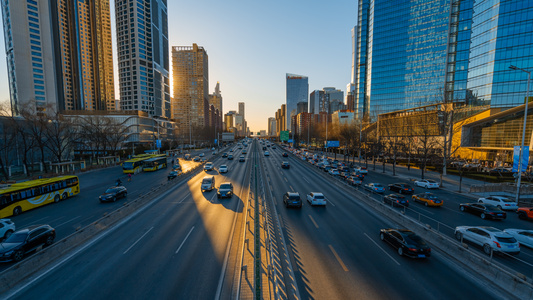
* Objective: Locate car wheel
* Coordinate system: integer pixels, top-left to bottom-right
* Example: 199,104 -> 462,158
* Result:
4,230 -> 13,239
480,213 -> 486,220
380,233 -> 385,241
13,207 -> 22,216
455,232 -> 463,241
62,192 -> 68,200
398,247 -> 404,256
518,213 -> 527,220
13,250 -> 24,262
460,206 -> 465,212
483,244 -> 492,255
478,200 -> 483,203
45,235 -> 54,246
54,194 -> 61,203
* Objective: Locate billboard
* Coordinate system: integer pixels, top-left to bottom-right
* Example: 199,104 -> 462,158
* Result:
326,141 -> 340,147
512,146 -> 529,172
280,131 -> 289,141
288,139 -> 294,143
156,139 -> 162,149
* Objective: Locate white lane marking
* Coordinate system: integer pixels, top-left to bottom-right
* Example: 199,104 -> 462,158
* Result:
364,233 -> 400,266
123,227 -> 154,254
329,245 -> 349,272
31,216 -> 50,224
327,198 -> 336,207
309,215 -> 319,229
179,194 -> 190,203
302,176 -> 310,184
175,226 -> 195,254
210,193 -> 217,201
284,177 -> 288,183
54,216 -> 81,228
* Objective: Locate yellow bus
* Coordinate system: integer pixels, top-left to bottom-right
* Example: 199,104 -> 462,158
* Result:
0,175 -> 80,218
122,157 -> 150,174
142,155 -> 168,172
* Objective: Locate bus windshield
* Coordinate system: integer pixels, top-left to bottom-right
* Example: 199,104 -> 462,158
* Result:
122,162 -> 135,170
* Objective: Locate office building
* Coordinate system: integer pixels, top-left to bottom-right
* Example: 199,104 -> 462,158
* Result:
286,73 -> 308,133
115,0 -> 170,118
332,110 -> 356,127
268,117 -> 276,136
209,82 -> 222,115
238,102 -> 245,118
309,90 -> 323,114
355,0 -> 533,120
2,0 -> 115,114
171,44 -> 209,134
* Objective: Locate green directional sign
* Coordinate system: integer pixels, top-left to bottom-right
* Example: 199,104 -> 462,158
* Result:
280,130 -> 289,141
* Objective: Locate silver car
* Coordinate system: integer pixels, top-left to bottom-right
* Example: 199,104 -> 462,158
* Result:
455,226 -> 520,255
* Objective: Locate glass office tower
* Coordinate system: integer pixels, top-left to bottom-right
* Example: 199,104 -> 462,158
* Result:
286,73 -> 308,133
355,0 -> 533,120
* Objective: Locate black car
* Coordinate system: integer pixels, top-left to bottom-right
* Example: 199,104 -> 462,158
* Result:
383,194 -> 409,207
283,192 -> 302,208
282,153 -> 288,157
0,225 -> 56,262
222,153 -> 228,158
217,182 -> 234,199
388,183 -> 414,194
459,203 -> 506,220
281,161 -> 290,169
351,172 -> 364,180
168,170 -> 181,180
99,186 -> 128,202
380,229 -> 431,258
263,146 -> 267,150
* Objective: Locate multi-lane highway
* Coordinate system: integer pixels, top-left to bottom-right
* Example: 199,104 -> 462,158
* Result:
0,140 -> 525,299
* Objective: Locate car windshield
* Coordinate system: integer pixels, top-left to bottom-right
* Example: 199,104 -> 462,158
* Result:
105,188 -> 117,193
500,198 -> 513,203
5,232 -> 28,243
485,204 -> 500,210
314,195 -> 324,199
405,233 -> 427,245
289,196 -> 300,200
202,179 -> 212,184
220,184 -> 232,189
220,165 -> 227,168
520,231 -> 533,237
427,180 -> 437,183
374,184 -> 383,188
496,237 -> 517,243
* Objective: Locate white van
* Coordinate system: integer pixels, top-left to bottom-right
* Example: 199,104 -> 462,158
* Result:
201,176 -> 215,192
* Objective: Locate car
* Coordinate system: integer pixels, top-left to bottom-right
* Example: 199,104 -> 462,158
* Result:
414,179 -> 439,189
307,192 -> 326,206
222,153 -> 228,158
351,172 -> 365,180
167,170 -> 181,180
459,203 -> 506,220
230,149 -> 234,152
99,186 -> 128,202
388,183 -> 414,194
199,153 -> 205,157
363,183 -> 385,193
411,193 -> 443,207
184,154 -> 191,160
211,147 -> 215,151
217,182 -> 234,198
477,196 -> 518,211
0,219 -> 15,240
242,149 -> 247,154
281,161 -> 290,169
347,176 -> 362,186
219,165 -> 228,173
264,151 -> 270,156
517,207 -> 533,220
383,194 -> 409,207
263,146 -> 267,150
172,164 -> 181,170
283,192 -> 302,208
503,229 -> 533,248
228,154 -> 234,160
239,155 -> 245,162
193,156 -> 201,162
201,176 -> 215,192
489,167 -> 512,175
0,224 -> 56,262
354,166 -> 368,174
272,146 -> 276,149
204,162 -> 214,171
328,169 -> 340,176
455,226 -> 520,255
282,153 -> 288,157
380,229 -> 431,258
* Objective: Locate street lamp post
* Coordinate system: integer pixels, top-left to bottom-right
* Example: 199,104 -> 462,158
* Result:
509,65 -> 531,203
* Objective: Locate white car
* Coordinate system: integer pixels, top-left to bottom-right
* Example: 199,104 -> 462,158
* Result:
354,166 -> 368,174
307,192 -> 327,206
328,169 -> 340,176
204,162 -> 214,171
0,219 -> 15,240
478,196 -> 518,211
503,229 -> 533,248
414,179 -> 439,189
219,165 -> 228,173
264,151 -> 270,156
455,226 -> 520,255
199,153 -> 205,157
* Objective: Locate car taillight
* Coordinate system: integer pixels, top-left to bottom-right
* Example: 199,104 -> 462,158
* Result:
493,241 -> 501,248
504,204 -> 510,206
408,248 -> 417,252
404,188 -> 408,191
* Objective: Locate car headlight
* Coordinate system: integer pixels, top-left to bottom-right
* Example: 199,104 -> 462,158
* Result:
4,251 -> 13,256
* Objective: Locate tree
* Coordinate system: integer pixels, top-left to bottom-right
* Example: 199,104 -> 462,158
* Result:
17,102 -> 51,173
0,103 -> 15,180
44,110 -> 77,163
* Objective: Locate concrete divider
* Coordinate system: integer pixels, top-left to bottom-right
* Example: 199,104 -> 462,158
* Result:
0,163 -> 205,295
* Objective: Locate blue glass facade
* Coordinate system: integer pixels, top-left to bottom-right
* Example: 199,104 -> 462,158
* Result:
355,0 -> 533,121
286,73 -> 308,133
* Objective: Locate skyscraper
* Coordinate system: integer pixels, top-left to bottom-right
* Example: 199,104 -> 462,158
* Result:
2,0 -> 115,114
172,44 -> 209,134
355,0 -> 533,120
209,82 -> 222,115
286,73 -> 308,133
115,0 -> 170,118
309,90 -> 323,114
238,102 -> 245,118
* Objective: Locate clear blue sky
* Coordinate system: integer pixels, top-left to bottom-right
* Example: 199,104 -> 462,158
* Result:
0,0 -> 356,132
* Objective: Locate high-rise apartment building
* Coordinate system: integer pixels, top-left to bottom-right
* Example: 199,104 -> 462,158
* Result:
238,102 -> 245,118
268,117 -> 276,136
2,0 -> 115,114
355,0 -> 533,120
115,0 -> 170,118
209,82 -> 222,115
172,44 -> 209,134
286,73 -> 308,133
